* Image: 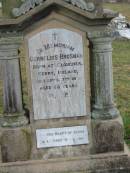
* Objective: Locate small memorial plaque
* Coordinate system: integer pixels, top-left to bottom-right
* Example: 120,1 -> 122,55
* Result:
28,28 -> 86,119
36,126 -> 89,148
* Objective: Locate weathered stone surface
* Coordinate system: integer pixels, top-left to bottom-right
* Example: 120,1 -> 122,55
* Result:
3,59 -> 23,113
0,37 -> 23,114
88,31 -> 119,120
30,117 -> 91,160
0,1 -> 116,35
92,117 -> 124,153
36,126 -> 89,148
12,0 -> 95,17
0,36 -> 28,127
28,28 -> 86,119
0,114 -> 28,128
0,154 -> 130,173
1,127 -> 32,162
41,145 -> 89,160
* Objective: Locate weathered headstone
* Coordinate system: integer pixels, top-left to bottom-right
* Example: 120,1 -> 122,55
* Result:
28,28 -> 87,120
25,18 -> 91,159
0,0 -> 129,173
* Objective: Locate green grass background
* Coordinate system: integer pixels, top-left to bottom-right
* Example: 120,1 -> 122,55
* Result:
0,3 -> 130,146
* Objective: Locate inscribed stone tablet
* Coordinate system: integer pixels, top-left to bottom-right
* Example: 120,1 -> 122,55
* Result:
28,28 -> 86,119
36,126 -> 89,148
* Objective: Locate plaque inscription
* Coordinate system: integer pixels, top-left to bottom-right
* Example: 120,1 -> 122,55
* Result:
28,28 -> 86,119
36,126 -> 89,148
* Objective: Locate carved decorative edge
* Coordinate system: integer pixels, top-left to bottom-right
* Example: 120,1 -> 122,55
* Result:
12,0 -> 95,17
88,31 -> 115,40
64,0 -> 95,12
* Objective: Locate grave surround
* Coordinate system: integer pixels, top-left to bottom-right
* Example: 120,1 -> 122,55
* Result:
0,0 -> 129,173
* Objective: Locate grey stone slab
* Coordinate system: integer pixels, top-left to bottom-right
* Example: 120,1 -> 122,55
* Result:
36,126 -> 89,148
28,28 -> 86,120
0,154 -> 129,173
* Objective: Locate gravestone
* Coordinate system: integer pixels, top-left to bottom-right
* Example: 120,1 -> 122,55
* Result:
28,28 -> 87,120
0,0 -> 129,173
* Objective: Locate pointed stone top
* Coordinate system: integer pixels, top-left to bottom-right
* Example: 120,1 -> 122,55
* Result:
12,0 -> 95,17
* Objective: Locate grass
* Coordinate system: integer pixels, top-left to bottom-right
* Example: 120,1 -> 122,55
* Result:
103,3 -> 130,21
112,40 -> 130,147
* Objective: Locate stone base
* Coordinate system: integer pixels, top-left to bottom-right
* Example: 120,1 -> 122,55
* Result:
91,116 -> 124,154
0,113 -> 28,127
0,126 -> 31,163
91,106 -> 120,120
0,153 -> 130,173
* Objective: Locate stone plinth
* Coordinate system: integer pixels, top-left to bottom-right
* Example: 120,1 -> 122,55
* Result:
92,117 -> 124,154
1,126 -> 31,162
0,154 -> 130,173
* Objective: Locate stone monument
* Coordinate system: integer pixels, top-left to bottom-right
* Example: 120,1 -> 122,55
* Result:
0,0 -> 129,172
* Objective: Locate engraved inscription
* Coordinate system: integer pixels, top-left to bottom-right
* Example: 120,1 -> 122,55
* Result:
36,126 -> 89,148
28,28 -> 86,119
